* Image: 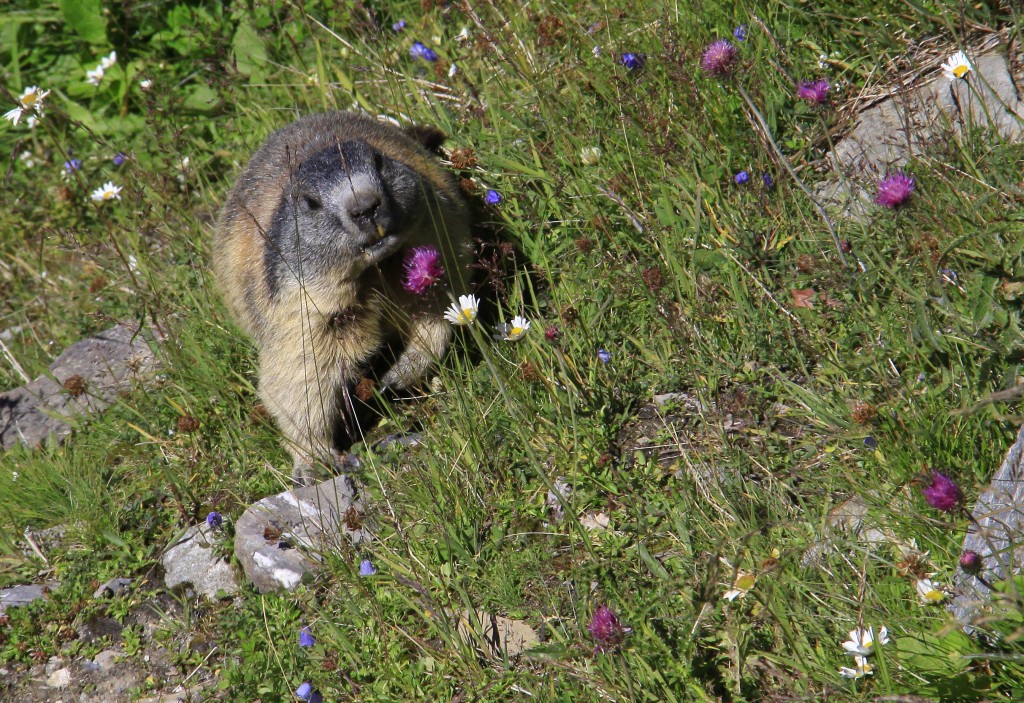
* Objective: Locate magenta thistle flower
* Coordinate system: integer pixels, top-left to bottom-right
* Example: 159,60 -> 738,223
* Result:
700,39 -> 737,77
959,550 -> 982,575
797,79 -> 830,104
588,605 -> 630,651
921,471 -> 961,512
402,246 -> 445,294
875,171 -> 915,208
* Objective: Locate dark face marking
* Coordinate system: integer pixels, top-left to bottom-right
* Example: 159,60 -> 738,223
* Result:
263,140 -> 427,297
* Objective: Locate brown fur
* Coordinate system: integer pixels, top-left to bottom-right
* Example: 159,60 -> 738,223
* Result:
215,112 -> 471,484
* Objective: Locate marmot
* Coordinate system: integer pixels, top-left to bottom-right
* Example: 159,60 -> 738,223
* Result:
215,111 -> 471,484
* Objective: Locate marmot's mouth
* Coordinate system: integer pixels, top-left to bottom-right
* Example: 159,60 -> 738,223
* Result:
361,233 -> 402,261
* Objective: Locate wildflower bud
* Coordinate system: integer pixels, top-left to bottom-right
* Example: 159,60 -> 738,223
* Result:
700,39 -> 738,77
206,511 -> 223,529
797,79 -> 830,104
959,550 -> 982,575
921,471 -> 962,513
402,246 -> 445,294
587,605 -> 631,651
875,171 -> 915,208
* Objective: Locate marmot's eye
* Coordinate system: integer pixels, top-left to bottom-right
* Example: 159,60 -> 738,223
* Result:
303,195 -> 322,211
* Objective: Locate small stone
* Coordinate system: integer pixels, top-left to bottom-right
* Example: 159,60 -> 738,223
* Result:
457,610 -> 539,658
92,577 -> 133,599
46,667 -> 71,689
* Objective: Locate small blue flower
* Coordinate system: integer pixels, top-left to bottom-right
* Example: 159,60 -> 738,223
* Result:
863,436 -> 877,449
619,53 -> 645,71
410,41 -> 438,62
484,189 -> 501,205
299,626 -> 315,647
359,559 -> 377,576
734,24 -> 748,42
112,152 -> 126,167
64,159 -> 82,173
296,682 -> 313,701
761,173 -> 773,189
205,511 -> 223,529
734,171 -> 750,185
392,20 -> 406,32
598,349 -> 611,364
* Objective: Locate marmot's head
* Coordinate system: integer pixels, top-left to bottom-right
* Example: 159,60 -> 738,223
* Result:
281,138 -> 426,269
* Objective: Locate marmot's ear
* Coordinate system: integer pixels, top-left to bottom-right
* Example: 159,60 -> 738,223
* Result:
405,124 -> 447,155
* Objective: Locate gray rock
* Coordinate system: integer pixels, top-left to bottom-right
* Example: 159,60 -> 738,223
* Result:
457,609 -> 539,659
46,667 -> 71,689
819,46 -> 1024,220
802,496 -> 918,566
92,577 -> 133,599
951,425 -> 1024,627
162,524 -> 238,600
92,649 -> 120,672
234,475 -> 370,593
0,323 -> 163,450
0,583 -> 57,614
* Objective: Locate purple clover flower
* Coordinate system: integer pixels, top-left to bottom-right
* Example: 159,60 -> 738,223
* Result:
734,171 -> 750,185
875,171 -> 915,208
299,626 -> 315,647
64,159 -> 82,173
733,24 -> 748,42
410,41 -> 438,62
959,550 -> 982,575
587,605 -> 631,651
359,559 -> 377,576
206,511 -> 223,528
402,245 -> 445,294
392,20 -> 406,32
797,79 -> 830,104
598,349 -> 611,364
700,39 -> 737,77
112,152 -> 127,167
619,53 -> 645,71
921,471 -> 961,513
484,189 -> 501,205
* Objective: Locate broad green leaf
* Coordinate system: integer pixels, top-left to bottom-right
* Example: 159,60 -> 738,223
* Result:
59,0 -> 107,44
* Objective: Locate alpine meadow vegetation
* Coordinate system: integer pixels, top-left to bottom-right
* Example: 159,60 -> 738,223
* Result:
2,0 -> 1024,701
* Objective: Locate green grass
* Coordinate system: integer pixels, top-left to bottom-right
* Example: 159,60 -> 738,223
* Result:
2,0 -> 1024,701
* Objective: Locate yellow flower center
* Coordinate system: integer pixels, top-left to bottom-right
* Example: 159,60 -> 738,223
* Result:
511,326 -> 523,336
953,65 -> 970,78
925,588 -> 943,602
21,91 -> 39,107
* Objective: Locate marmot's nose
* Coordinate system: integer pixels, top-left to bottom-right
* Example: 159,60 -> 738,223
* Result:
346,191 -> 381,221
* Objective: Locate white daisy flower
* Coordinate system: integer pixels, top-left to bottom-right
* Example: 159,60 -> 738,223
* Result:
4,86 -> 50,125
90,181 -> 123,202
444,294 -> 479,325
915,578 -> 945,604
86,65 -> 106,86
941,50 -> 972,81
839,655 -> 873,679
139,78 -> 153,91
100,50 -> 117,70
497,315 -> 530,341
722,571 -> 755,601
842,626 -> 889,657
